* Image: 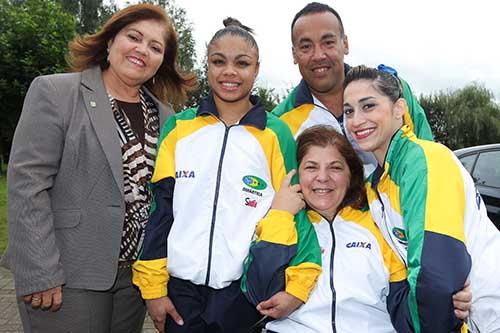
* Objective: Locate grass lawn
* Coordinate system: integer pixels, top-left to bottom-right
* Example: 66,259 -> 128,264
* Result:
0,173 -> 7,254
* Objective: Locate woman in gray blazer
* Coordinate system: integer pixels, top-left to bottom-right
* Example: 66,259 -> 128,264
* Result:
1,4 -> 195,332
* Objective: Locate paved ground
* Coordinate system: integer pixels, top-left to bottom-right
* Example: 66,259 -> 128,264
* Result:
0,266 -> 23,332
0,266 -> 156,332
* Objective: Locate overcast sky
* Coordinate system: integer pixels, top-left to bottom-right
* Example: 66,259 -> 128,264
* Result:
120,0 -> 500,99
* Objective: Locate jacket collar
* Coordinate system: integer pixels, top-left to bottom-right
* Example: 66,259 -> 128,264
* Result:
197,93 -> 267,130
370,125 -> 413,189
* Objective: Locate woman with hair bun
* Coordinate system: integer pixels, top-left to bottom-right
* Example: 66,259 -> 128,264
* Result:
133,18 -> 321,333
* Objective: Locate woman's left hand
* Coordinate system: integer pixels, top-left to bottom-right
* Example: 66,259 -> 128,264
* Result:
256,291 -> 303,319
271,170 -> 305,216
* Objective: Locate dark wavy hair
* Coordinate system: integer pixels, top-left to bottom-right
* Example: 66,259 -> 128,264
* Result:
66,3 -> 196,108
297,125 -> 367,210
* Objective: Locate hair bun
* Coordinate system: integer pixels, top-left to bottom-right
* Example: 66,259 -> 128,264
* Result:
223,17 -> 254,33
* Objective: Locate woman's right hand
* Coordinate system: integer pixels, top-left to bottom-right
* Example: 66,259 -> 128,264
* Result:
256,291 -> 303,318
23,285 -> 62,311
145,296 -> 183,333
271,170 -> 305,216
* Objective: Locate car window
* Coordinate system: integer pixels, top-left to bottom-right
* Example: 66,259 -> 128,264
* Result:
473,150 -> 500,188
459,154 -> 477,174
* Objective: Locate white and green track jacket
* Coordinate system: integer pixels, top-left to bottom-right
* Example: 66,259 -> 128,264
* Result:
266,208 -> 411,333
367,125 -> 500,333
133,95 -> 321,303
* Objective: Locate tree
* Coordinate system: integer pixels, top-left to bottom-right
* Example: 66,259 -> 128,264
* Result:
420,84 -> 500,149
0,0 -> 76,164
420,92 -> 449,144
445,84 -> 500,149
58,0 -> 117,35
186,52 -> 209,107
254,86 -> 282,112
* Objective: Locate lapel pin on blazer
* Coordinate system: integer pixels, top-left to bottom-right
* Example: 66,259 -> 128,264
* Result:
90,101 -> 97,108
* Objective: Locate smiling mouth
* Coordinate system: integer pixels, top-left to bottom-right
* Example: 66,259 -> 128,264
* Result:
311,66 -> 330,74
220,82 -> 241,91
354,128 -> 375,140
313,188 -> 333,194
127,56 -> 145,67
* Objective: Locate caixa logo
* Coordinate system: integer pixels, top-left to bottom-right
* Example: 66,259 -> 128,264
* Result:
346,241 -> 372,249
242,175 -> 267,190
176,170 -> 195,178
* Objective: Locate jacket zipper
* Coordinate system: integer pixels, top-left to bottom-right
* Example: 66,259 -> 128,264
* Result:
328,218 -> 337,333
374,188 -> 386,220
314,103 -> 346,137
205,123 -> 232,285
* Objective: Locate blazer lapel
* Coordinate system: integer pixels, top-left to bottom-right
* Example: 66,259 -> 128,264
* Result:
80,67 -> 124,196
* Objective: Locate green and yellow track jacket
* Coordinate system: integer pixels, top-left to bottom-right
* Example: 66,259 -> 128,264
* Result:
133,95 -> 321,302
367,125 -> 500,333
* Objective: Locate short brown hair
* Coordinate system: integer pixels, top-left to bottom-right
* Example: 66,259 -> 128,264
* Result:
66,3 -> 195,109
297,125 -> 366,210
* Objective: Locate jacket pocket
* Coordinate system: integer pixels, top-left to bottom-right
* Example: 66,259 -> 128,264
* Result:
53,209 -> 81,229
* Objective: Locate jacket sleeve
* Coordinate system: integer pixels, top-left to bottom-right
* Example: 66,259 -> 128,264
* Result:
387,281 -> 413,333
382,241 -> 413,332
242,119 -> 321,305
3,76 -> 66,296
400,77 -> 434,141
400,143 -> 471,333
132,116 -> 177,299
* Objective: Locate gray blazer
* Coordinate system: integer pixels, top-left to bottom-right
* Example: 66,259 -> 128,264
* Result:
1,66 -> 173,296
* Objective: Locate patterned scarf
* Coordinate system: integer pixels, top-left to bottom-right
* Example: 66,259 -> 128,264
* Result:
109,90 -> 160,261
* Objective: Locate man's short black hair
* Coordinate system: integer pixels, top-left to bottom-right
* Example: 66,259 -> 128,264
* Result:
291,2 -> 345,41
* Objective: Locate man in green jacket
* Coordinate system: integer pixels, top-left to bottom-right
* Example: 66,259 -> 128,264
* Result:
273,2 -> 433,176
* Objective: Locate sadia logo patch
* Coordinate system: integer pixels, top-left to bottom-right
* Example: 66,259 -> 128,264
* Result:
242,175 -> 267,190
392,227 -> 407,242
245,197 -> 258,208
